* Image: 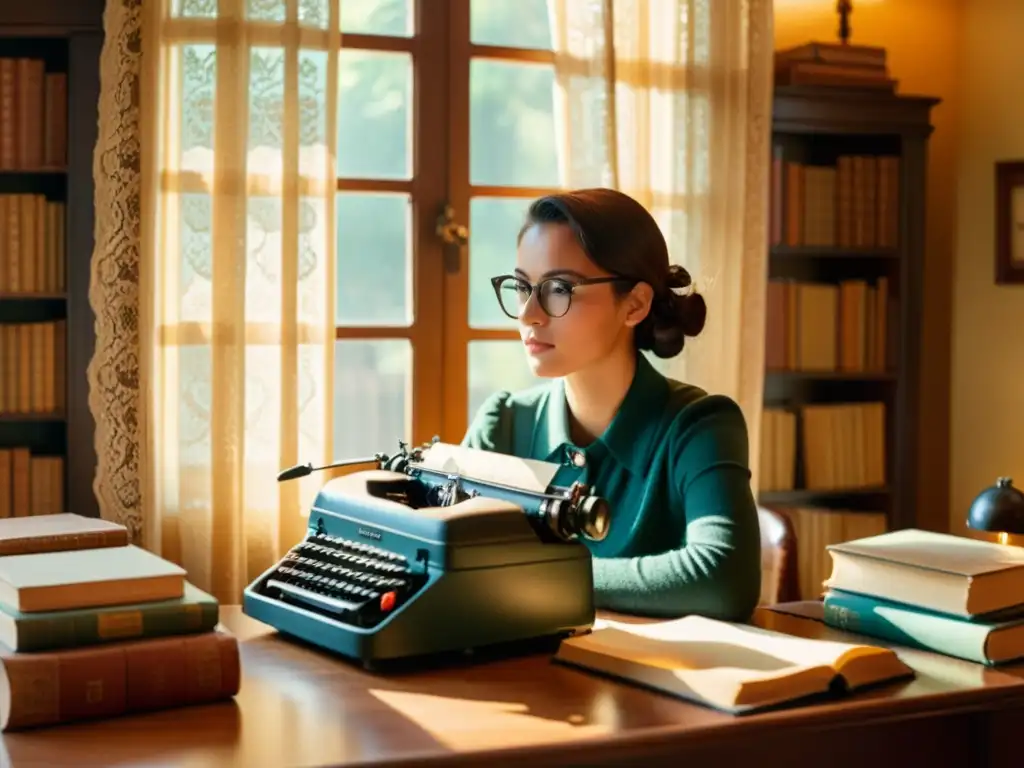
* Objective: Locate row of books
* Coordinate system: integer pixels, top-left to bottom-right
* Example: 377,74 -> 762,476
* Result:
777,505 -> 887,601
0,513 -> 238,731
0,448 -> 63,519
760,402 -> 886,493
821,528 -> 1024,667
0,194 -> 66,294
0,320 -> 65,416
765,278 -> 889,373
769,153 -> 900,249
0,58 -> 67,171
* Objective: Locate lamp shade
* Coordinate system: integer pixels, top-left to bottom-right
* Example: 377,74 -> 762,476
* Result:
967,477 -> 1024,534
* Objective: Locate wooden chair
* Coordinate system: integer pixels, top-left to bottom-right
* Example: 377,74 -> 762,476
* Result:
757,506 -> 801,605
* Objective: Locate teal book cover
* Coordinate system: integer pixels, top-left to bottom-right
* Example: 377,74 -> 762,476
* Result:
0,581 -> 219,652
822,588 -> 1024,666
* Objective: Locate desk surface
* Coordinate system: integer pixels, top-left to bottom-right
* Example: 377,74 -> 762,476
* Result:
2,603 -> 1024,768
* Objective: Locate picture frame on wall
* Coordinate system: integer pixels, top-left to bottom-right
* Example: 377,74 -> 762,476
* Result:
995,160 -> 1024,284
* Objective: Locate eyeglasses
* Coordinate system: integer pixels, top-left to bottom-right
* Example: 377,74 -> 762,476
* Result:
490,274 -> 631,320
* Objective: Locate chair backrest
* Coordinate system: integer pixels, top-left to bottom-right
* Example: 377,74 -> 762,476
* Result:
757,506 -> 801,606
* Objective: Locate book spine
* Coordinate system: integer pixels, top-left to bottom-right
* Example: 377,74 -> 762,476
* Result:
0,630 -> 240,730
0,60 -> 15,170
0,529 -> 128,556
14,600 -> 219,652
822,590 -> 993,665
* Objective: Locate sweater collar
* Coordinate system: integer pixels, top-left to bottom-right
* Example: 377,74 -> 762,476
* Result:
538,353 -> 669,477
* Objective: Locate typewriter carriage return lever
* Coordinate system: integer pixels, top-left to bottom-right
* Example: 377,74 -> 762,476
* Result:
243,439 -> 611,668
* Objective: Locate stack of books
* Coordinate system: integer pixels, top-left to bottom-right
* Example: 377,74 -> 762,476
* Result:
821,528 -> 1024,666
773,42 -> 898,92
0,513 -> 240,731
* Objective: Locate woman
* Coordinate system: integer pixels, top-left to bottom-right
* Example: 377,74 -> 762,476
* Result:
462,188 -> 761,621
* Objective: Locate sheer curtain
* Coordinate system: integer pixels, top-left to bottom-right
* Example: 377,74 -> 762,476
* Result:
137,0 -> 339,600
550,0 -> 773,488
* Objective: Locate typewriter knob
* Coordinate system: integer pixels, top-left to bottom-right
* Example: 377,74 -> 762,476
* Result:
574,495 -> 610,542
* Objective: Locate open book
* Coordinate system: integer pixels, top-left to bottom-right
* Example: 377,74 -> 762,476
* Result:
554,615 -> 914,714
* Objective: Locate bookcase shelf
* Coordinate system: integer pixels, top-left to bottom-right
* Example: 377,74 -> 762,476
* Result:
766,370 -> 897,382
770,246 -> 899,260
759,486 -> 891,508
759,84 -> 939,599
0,1 -> 103,519
0,169 -> 67,177
0,292 -> 67,300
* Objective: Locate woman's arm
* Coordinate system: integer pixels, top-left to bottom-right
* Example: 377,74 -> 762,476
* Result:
592,395 -> 762,622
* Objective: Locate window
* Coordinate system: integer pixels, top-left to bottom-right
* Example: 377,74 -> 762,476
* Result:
332,0 -> 566,459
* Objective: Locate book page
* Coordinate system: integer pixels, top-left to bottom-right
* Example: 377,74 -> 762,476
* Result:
588,615 -> 889,671
415,443 -> 558,493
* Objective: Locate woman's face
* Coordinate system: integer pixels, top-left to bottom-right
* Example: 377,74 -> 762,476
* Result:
512,222 -> 651,378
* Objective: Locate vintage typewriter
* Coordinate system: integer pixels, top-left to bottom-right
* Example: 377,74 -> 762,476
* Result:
242,438 -> 611,668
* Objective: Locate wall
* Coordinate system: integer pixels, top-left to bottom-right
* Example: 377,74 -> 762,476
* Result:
949,0 -> 1024,536
774,0 -> 964,533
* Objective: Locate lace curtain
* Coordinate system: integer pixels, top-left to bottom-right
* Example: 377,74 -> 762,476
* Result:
89,0 -> 145,542
139,0 -> 338,600
90,0 -> 772,601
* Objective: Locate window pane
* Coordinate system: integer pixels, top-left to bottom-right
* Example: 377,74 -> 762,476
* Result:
177,344 -> 212,470
179,192 -> 212,323
298,0 -> 330,28
247,0 -> 285,22
245,195 -> 283,321
334,340 -> 411,460
468,197 -> 529,329
336,193 -> 411,326
249,45 -> 285,176
241,0 -> 330,26
470,60 -> 560,188
340,0 -> 412,36
338,50 -> 412,179
179,44 -> 216,175
172,0 -> 216,18
470,0 -> 554,50
467,341 -> 541,423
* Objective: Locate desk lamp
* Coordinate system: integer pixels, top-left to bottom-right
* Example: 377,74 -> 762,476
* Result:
836,1 -> 854,45
967,477 -> 1024,544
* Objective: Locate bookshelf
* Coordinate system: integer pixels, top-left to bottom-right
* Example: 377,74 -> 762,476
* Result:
0,1 -> 103,520
759,85 -> 939,599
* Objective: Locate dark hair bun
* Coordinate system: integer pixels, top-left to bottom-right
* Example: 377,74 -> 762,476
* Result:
635,265 -> 707,359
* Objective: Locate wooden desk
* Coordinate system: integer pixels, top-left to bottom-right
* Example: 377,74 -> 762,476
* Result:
1,603 -> 1022,768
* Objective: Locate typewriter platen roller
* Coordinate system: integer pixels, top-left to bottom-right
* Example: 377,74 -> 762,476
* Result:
242,439 -> 611,668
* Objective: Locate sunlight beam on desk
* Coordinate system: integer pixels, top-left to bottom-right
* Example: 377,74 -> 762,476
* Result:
367,689 -> 612,750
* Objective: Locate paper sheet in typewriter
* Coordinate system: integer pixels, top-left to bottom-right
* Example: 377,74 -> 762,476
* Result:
416,443 -> 559,493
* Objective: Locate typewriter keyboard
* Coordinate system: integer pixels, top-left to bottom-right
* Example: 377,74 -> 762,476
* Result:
263,533 -> 424,627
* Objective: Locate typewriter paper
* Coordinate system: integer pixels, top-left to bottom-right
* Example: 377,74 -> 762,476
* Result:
417,443 -> 558,492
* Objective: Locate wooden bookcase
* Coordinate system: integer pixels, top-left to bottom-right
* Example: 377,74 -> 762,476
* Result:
758,85 -> 939,599
0,1 -> 103,520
